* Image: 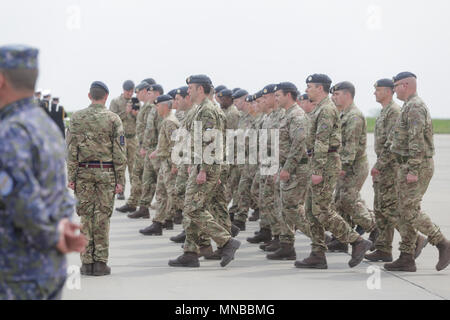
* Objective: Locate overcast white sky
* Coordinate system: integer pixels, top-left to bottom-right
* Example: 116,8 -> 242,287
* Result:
2,0 -> 450,117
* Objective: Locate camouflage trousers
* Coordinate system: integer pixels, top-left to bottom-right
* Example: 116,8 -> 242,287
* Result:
139,151 -> 160,207
306,154 -> 360,253
0,278 -> 65,300
279,164 -> 312,245
226,165 -> 241,214
124,136 -> 137,194
174,164 -> 189,212
397,158 -> 444,254
75,167 -> 116,264
335,156 -> 375,233
251,169 -> 270,229
260,167 -> 283,236
373,161 -> 400,254
153,160 -> 177,224
127,149 -> 145,207
235,164 -> 259,223
183,165 -> 232,254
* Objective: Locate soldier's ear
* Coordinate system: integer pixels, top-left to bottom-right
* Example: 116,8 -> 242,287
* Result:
88,92 -> 92,100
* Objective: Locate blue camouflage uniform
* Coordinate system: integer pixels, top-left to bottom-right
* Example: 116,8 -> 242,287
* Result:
0,45 -> 75,300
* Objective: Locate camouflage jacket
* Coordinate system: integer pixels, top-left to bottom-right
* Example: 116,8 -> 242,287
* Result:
223,105 -> 240,130
373,100 -> 401,170
142,105 -> 163,153
175,109 -> 185,123
339,103 -> 367,169
389,93 -> 435,176
136,101 -> 153,147
155,113 -> 180,165
67,104 -> 127,186
307,96 -> 341,176
279,103 -> 308,173
0,98 -> 74,285
109,94 -> 136,137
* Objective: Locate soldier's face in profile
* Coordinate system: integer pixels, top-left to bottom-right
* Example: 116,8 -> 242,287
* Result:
148,90 -> 158,102
188,84 -> 198,103
274,90 -> 284,108
393,81 -> 407,101
374,87 -> 390,103
306,83 -> 319,102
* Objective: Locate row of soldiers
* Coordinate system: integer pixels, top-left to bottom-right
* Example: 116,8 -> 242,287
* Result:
34,89 -> 68,138
68,72 -> 450,276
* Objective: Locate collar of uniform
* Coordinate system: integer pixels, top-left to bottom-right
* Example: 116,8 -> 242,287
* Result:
0,97 -> 34,121
285,103 -> 298,114
405,93 -> 419,104
316,96 -> 331,108
381,100 -> 394,115
89,103 -> 106,109
341,102 -> 356,116
120,94 -> 131,102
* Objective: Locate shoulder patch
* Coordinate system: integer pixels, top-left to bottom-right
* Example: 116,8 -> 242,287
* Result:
0,171 -> 14,197
120,135 -> 125,146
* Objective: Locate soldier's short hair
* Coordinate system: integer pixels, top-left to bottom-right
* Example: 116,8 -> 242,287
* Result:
0,68 -> 38,91
195,83 -> 211,95
314,83 -> 331,94
90,87 -> 108,100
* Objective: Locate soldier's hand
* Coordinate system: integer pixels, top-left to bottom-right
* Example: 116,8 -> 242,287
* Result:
280,170 -> 290,182
171,166 -> 178,175
196,170 -> 207,185
149,150 -> 157,159
140,148 -> 146,157
311,174 -> 323,185
68,182 -> 75,190
56,219 -> 87,254
126,103 -> 132,114
131,109 -> 139,117
115,184 -> 124,194
339,170 -> 346,178
406,173 -> 418,184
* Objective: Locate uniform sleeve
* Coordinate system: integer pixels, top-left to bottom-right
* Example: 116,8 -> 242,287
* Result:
407,105 -> 427,176
142,109 -> 159,152
341,115 -> 364,170
66,116 -> 79,183
375,108 -> 400,170
110,99 -> 127,121
136,106 -> 147,146
283,116 -> 307,173
1,124 -> 60,251
112,116 -> 127,186
198,109 -> 220,172
312,108 -> 334,176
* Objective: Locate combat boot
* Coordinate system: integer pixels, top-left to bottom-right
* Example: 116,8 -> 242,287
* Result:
220,238 -> 241,267
384,252 -> 417,272
80,263 -> 94,276
327,239 -> 349,253
349,237 -> 372,268
295,251 -> 328,269
170,230 -> 186,243
198,245 -> 214,258
249,209 -> 260,222
231,224 -> 240,238
116,203 -> 136,213
365,250 -> 393,262
127,206 -> 149,219
267,243 -> 296,260
93,262 -> 111,276
247,228 -> 272,244
415,235 -> 428,259
174,210 -> 183,225
436,238 -> 450,271
260,235 -> 279,251
368,228 -> 380,251
117,193 -> 125,201
265,236 -> 281,252
168,252 -> 200,268
162,220 -> 174,230
204,248 -> 222,260
233,219 -> 246,231
139,222 -> 163,236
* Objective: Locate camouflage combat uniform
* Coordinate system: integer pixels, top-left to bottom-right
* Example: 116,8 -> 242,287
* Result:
67,104 -> 126,265
0,98 -> 74,300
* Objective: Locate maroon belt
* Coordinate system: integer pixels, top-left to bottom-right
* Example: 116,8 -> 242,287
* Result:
79,162 -> 114,169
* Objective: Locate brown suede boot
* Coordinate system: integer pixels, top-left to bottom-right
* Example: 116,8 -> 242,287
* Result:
265,236 -> 281,252
168,252 -> 200,268
93,262 -> 111,276
436,238 -> 450,271
247,228 -> 272,244
116,203 -> 137,213
414,235 -> 428,259
327,239 -> 349,253
384,252 -> 417,272
127,206 -> 149,219
80,263 -> 94,276
365,250 -> 393,262
249,209 -> 260,222
349,237 -> 372,268
295,251 -> 328,269
199,245 -> 214,258
204,248 -> 222,260
267,243 -> 296,260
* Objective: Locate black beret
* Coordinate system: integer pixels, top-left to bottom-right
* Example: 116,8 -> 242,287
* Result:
215,85 -> 227,93
306,74 -> 332,85
143,78 -> 156,85
186,74 -> 212,85
122,80 -> 135,91
149,84 -> 164,94
374,78 -> 394,88
218,89 -> 233,98
299,94 -> 310,101
154,94 -> 173,105
176,86 -> 189,98
91,81 -> 109,94
275,82 -> 298,93
330,81 -> 355,94
262,84 -> 277,95
168,89 -> 178,99
393,72 -> 417,83
246,95 -> 254,102
254,90 -> 264,100
135,81 -> 150,92
232,88 -> 241,94
232,89 -> 248,99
